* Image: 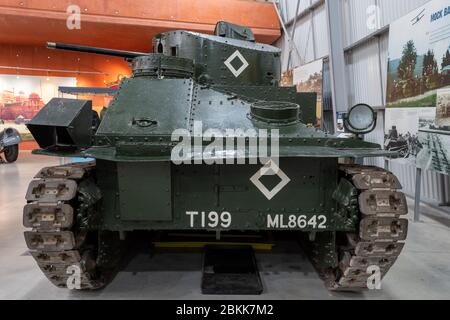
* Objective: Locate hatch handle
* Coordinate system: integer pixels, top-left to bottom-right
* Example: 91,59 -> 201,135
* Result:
132,118 -> 158,128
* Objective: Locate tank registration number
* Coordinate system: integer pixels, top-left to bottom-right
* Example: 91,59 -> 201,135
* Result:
186,211 -> 327,230
267,214 -> 327,230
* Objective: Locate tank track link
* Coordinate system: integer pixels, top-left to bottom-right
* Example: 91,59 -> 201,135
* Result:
23,162 -> 105,290
330,164 -> 409,291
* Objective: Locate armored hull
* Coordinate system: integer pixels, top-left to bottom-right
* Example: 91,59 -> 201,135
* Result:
23,22 -> 408,291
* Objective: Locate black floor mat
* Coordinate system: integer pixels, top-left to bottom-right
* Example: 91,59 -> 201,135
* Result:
201,245 -> 263,295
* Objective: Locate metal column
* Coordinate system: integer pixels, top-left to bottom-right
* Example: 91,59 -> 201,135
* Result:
272,0 -> 303,68
414,168 -> 422,222
325,0 -> 349,132
439,174 -> 450,207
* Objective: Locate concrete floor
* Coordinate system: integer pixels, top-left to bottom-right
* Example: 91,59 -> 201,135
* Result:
1,152 -> 450,300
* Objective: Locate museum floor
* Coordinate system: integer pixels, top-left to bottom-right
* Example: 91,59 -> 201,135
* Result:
1,152 -> 450,300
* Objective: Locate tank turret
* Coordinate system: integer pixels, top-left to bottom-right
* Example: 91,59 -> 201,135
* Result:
47,22 -> 280,86
153,26 -> 280,86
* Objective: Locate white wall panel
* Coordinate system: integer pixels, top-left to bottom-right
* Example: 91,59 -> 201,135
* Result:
342,0 -> 431,46
276,1 -> 328,71
279,0 -> 312,23
289,16 -> 314,66
274,34 -> 289,71
379,32 -> 389,105
345,38 -> 383,107
276,0 -> 448,205
279,0 -> 324,23
342,0 -> 376,46
312,5 -> 329,60
389,161 -> 449,203
378,0 -> 431,27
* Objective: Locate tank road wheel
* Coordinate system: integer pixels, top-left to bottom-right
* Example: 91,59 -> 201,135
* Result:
23,162 -> 117,290
329,165 -> 409,291
4,144 -> 19,163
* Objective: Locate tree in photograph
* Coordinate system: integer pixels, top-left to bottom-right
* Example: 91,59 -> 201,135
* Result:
441,49 -> 450,68
423,50 -> 439,77
442,49 -> 450,86
397,40 -> 417,81
422,50 -> 440,89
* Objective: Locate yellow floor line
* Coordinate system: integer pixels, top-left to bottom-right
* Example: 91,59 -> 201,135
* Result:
153,242 -> 274,251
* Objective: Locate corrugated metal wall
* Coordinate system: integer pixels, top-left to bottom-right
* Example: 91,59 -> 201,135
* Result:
276,0 -> 449,204
277,0 -> 329,69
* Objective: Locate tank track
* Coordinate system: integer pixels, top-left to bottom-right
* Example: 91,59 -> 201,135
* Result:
23,162 -> 408,292
330,164 -> 409,291
23,162 -> 106,290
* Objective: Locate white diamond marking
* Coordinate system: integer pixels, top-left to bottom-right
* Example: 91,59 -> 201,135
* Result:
250,160 -> 291,201
224,50 -> 250,78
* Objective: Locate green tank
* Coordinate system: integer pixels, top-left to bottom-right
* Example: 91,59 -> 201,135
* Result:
23,22 -> 408,292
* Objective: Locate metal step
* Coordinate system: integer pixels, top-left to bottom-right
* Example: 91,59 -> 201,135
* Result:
201,245 -> 263,295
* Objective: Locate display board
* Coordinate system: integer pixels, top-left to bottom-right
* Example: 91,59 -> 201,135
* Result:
0,75 -> 76,140
385,0 -> 450,175
293,59 -> 323,125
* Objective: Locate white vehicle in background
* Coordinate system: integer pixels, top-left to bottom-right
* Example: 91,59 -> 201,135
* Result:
14,115 -> 26,125
0,119 -> 22,163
